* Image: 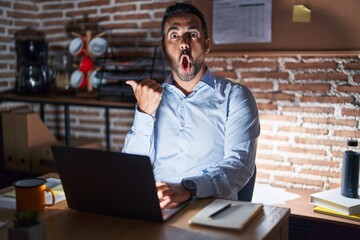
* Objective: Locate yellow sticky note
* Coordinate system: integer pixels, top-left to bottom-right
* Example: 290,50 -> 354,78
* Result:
292,4 -> 311,23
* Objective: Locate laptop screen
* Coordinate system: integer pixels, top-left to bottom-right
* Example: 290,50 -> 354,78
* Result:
52,146 -> 166,222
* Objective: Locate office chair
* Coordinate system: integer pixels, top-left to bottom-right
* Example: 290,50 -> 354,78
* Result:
237,166 -> 257,202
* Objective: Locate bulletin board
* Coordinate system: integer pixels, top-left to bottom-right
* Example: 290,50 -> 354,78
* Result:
192,0 -> 360,51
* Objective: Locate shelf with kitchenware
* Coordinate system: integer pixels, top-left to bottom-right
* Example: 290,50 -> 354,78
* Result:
92,44 -> 169,98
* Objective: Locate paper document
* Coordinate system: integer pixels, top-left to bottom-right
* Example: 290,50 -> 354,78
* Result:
252,183 -> 300,205
0,195 -> 16,210
213,0 -> 272,44
0,221 -> 6,229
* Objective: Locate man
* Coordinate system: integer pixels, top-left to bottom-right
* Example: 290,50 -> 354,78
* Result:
123,3 -> 260,209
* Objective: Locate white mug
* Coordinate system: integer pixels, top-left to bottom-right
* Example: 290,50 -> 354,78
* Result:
70,70 -> 87,88
89,37 -> 107,56
90,70 -> 107,88
69,37 -> 85,56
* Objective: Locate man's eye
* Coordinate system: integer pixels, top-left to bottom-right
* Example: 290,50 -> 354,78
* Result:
190,32 -> 198,38
170,33 -> 178,39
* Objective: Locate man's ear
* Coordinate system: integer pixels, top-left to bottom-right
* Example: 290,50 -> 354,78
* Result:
205,38 -> 211,54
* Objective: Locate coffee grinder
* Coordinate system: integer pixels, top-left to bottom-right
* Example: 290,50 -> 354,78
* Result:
15,28 -> 51,94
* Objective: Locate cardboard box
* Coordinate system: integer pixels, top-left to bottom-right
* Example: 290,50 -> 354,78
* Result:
1,111 -> 16,170
1,108 -> 43,171
14,111 -> 57,172
30,138 -> 102,174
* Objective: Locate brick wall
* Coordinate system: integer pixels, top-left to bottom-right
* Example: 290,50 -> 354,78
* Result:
208,54 -> 360,190
0,0 -> 359,191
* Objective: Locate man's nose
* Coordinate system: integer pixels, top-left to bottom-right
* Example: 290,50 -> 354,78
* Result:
180,34 -> 190,50
180,41 -> 189,50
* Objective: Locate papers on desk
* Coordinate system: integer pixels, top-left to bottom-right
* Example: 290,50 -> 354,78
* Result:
0,195 -> 16,210
0,220 -> 6,229
252,183 -> 300,205
0,178 -> 66,210
189,199 -> 263,230
313,205 -> 360,222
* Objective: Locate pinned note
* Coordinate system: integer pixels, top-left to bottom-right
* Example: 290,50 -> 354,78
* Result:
292,4 -> 311,23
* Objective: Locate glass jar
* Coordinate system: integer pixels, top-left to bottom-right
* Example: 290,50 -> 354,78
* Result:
51,54 -> 75,94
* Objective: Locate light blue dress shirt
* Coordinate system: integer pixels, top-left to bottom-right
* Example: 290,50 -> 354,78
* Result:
122,69 -> 260,200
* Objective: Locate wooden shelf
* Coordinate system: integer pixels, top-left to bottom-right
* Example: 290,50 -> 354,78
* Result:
0,91 -> 136,151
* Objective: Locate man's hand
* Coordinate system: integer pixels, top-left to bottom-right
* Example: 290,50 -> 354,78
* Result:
126,79 -> 163,115
156,182 -> 191,209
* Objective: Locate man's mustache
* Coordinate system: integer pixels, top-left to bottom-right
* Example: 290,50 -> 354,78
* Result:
179,50 -> 192,61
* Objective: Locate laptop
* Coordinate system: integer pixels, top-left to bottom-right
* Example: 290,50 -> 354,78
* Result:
51,145 -> 189,222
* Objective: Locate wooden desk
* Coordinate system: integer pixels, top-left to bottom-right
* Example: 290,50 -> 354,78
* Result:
278,188 -> 360,240
0,173 -> 290,240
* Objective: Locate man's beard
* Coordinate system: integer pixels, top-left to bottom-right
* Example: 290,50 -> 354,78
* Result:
166,50 -> 206,82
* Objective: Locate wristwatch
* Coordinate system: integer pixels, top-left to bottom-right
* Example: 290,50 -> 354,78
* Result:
181,179 -> 197,198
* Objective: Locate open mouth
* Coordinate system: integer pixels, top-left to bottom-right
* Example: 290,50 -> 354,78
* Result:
181,55 -> 190,72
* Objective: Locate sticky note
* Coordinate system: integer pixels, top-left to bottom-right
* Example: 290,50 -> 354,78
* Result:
292,4 -> 311,23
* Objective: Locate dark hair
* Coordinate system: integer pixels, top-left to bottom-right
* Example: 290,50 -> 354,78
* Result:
161,3 -> 208,40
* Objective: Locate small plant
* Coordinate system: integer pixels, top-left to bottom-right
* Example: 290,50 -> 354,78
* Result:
13,211 -> 40,228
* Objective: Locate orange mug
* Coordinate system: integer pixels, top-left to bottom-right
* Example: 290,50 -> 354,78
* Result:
14,178 -> 56,212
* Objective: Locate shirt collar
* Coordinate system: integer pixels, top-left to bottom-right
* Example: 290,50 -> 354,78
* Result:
162,68 -> 215,90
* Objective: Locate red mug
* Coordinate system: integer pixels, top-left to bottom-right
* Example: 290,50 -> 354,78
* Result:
79,55 -> 94,73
